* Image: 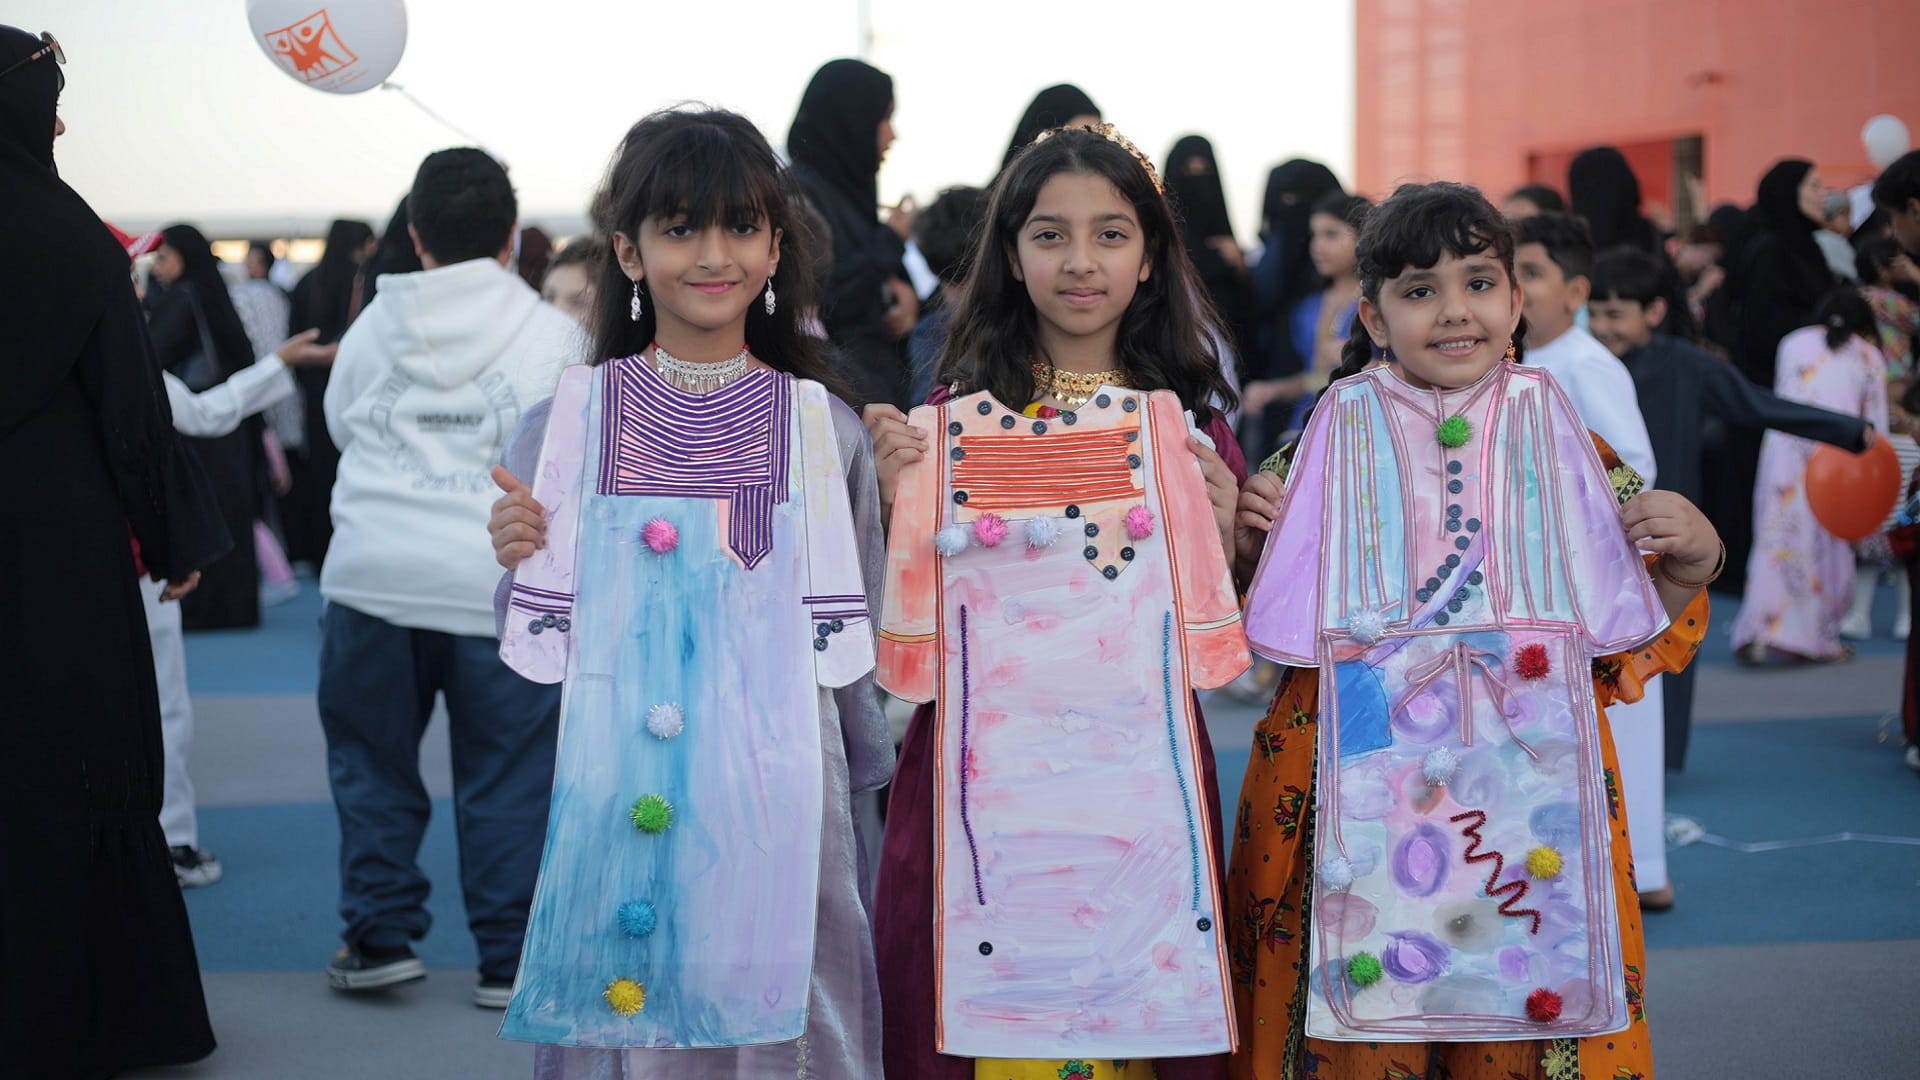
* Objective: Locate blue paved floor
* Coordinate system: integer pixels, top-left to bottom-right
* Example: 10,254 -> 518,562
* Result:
184,584 -> 1920,977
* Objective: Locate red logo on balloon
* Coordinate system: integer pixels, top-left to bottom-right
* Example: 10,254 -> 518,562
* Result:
262,9 -> 358,83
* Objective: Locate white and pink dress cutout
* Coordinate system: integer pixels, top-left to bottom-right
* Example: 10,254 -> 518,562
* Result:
877,386 -> 1249,1060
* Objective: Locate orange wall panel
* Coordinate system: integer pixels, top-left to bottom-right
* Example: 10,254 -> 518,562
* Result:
1355,0 -> 1920,211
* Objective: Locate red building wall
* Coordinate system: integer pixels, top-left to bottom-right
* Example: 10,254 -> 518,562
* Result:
1354,0 -> 1920,219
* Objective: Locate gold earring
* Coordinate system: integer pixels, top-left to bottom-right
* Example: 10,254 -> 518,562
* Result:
1504,342 -> 1517,362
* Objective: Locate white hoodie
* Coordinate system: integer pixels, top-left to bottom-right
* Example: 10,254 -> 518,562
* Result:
322,257 -> 581,636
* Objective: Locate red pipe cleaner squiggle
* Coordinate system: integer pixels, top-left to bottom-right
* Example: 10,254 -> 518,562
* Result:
1449,809 -> 1543,934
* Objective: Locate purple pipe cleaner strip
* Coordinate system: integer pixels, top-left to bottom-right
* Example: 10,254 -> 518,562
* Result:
959,603 -> 985,905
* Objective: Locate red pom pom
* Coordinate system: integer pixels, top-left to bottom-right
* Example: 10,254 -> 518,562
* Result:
1526,987 -> 1563,1022
1514,643 -> 1551,681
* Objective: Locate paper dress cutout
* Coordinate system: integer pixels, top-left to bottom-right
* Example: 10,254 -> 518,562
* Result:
498,358 -> 874,1048
877,386 -> 1250,1059
1243,363 -> 1666,1042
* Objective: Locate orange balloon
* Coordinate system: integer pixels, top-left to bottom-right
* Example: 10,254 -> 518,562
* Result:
1804,434 -> 1902,541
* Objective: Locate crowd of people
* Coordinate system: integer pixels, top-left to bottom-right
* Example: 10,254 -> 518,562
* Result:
9,23 -> 1920,1080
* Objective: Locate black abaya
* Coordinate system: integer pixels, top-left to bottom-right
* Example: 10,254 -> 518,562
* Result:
0,25 -> 223,1073
788,59 -> 910,408
146,267 -> 263,629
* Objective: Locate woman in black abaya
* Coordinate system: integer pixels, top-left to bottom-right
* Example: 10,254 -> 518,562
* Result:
146,222 -> 264,628
788,58 -> 917,408
1707,160 -> 1838,593
285,217 -> 375,566
0,24 -> 223,1076
1165,134 -> 1254,360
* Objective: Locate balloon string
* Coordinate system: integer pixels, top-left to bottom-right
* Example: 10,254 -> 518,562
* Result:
380,81 -> 487,147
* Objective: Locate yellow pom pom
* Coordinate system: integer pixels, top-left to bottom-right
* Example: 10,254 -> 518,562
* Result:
1526,845 -> 1563,879
604,977 -> 646,1016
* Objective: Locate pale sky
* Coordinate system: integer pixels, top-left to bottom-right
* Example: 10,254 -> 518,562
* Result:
21,0 -> 1353,242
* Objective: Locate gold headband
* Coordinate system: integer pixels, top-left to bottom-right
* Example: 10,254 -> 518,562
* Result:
1032,122 -> 1165,194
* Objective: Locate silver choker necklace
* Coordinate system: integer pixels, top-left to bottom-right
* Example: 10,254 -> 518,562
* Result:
650,342 -> 752,394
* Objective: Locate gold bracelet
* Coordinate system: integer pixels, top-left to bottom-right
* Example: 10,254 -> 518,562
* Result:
1657,540 -> 1725,590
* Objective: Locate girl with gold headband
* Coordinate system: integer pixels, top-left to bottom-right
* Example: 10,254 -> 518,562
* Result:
865,123 -> 1249,1080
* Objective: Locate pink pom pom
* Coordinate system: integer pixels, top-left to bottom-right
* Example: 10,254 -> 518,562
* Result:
1124,505 -> 1156,541
642,518 -> 679,554
973,513 -> 1009,548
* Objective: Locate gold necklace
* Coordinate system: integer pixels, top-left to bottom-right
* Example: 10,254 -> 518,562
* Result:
1032,361 -> 1129,407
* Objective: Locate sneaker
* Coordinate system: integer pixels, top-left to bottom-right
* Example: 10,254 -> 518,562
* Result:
170,845 -> 223,888
327,944 -> 427,992
1906,744 -> 1920,774
1896,615 -> 1911,641
473,977 -> 515,1009
1839,612 -> 1873,641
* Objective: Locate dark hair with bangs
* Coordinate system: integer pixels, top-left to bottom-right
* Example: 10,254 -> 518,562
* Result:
935,126 -> 1236,419
589,107 -> 839,393
1330,181 -> 1528,382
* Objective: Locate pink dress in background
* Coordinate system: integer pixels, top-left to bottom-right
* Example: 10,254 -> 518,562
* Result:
1732,328 -> 1888,659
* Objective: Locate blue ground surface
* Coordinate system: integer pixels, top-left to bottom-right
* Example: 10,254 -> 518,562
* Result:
183,583 -> 1920,976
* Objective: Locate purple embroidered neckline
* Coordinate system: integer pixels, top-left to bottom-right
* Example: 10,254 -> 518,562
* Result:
597,354 -> 792,568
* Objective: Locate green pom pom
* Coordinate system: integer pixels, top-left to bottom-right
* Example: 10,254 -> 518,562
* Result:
630,794 -> 674,834
1347,951 -> 1384,987
1436,415 -> 1473,448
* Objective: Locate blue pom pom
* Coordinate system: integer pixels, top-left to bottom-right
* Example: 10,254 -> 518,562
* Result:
617,900 -> 658,938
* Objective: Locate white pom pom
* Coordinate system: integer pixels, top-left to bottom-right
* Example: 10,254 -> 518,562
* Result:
1026,516 -> 1061,549
1347,609 -> 1389,645
935,524 -> 970,556
1319,856 -> 1355,892
1422,746 -> 1459,786
646,703 -> 685,740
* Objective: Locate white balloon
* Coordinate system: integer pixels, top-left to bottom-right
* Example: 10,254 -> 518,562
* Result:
247,0 -> 407,95
1862,114 -> 1911,170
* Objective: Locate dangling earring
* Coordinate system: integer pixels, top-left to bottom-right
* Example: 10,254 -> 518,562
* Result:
764,278 -> 777,317
1382,345 -> 1397,364
1504,341 -> 1517,362
629,281 -> 643,322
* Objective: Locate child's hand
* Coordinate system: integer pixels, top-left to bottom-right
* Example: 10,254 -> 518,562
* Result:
490,465 -> 546,571
863,403 -> 926,527
1189,437 -> 1239,560
160,570 -> 201,603
1234,471 -> 1285,580
1621,489 -> 1721,577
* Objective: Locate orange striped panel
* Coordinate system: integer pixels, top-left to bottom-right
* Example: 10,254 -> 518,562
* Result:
952,429 -> 1139,510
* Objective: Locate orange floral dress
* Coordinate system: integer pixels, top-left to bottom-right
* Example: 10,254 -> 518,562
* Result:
1225,437 -> 1707,1080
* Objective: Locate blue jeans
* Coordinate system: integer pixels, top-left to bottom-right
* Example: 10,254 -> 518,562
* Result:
317,602 -> 559,980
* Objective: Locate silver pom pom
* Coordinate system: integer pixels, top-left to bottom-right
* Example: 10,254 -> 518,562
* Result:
1347,609 -> 1389,645
1026,516 -> 1061,548
1319,856 -> 1355,892
1422,746 -> 1459,786
935,524 -> 971,556
646,703 -> 685,740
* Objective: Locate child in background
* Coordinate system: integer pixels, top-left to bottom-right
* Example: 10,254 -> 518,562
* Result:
486,107 -> 890,1077
907,185 -> 989,406
1514,212 -> 1656,478
1588,248 -> 1872,766
1229,181 -> 1719,1080
865,123 -> 1247,1080
1886,379 -> 1920,773
538,238 -> 603,329
1731,290 -> 1888,665
1514,211 -> 1672,906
